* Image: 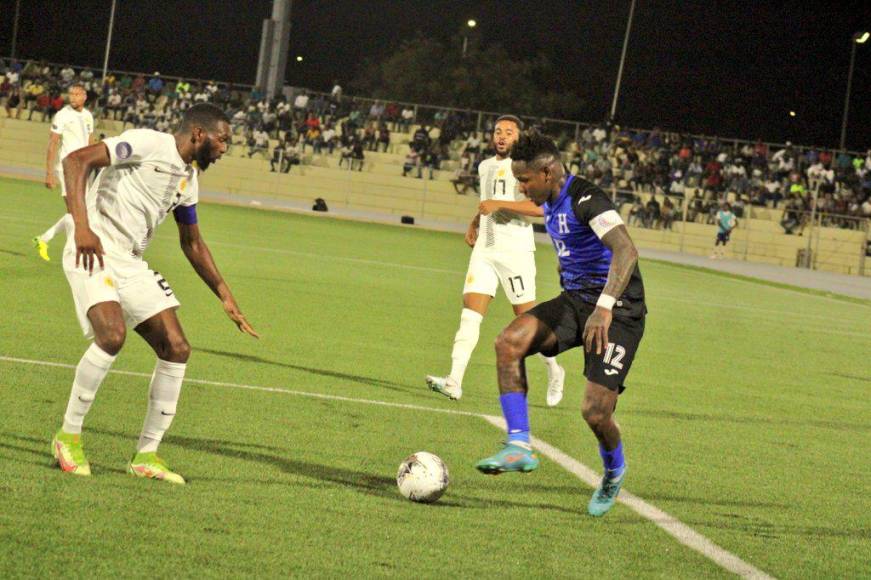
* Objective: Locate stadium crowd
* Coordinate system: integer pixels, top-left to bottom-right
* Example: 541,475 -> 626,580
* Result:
3,58 -> 870,232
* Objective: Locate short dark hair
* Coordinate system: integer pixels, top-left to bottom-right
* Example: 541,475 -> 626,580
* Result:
179,103 -> 229,133
68,83 -> 86,92
495,114 -> 524,130
510,131 -> 561,168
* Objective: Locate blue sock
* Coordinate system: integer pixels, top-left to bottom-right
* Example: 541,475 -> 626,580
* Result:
600,441 -> 625,474
499,392 -> 529,444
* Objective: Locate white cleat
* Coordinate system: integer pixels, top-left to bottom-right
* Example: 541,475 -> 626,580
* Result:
426,375 -> 462,400
546,364 -> 565,407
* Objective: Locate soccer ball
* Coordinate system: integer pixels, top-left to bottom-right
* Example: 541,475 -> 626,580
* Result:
396,452 -> 449,503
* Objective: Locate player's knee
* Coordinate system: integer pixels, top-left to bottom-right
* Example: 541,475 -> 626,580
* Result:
494,326 -> 529,360
162,335 -> 191,363
581,401 -> 610,430
96,324 -> 126,355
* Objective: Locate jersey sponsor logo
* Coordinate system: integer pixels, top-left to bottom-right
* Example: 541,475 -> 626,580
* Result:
115,141 -> 133,160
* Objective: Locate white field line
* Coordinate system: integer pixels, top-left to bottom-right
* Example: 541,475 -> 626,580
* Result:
2,354 -> 773,579
483,417 -> 774,579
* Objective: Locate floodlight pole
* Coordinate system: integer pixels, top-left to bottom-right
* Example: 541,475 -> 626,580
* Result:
838,35 -> 860,151
9,0 -> 21,59
102,0 -> 117,81
609,0 -> 636,121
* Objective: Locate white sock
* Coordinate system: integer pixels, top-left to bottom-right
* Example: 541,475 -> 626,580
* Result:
137,359 -> 186,453
538,353 -> 560,375
448,308 -> 484,387
40,214 -> 73,243
62,343 -> 117,434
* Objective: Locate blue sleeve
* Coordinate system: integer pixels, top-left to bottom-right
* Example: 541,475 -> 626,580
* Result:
173,204 -> 198,225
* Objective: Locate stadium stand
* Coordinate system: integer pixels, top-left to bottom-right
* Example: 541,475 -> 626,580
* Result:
1,58 -> 868,275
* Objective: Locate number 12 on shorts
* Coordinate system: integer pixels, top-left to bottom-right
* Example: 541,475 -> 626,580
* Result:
603,342 -> 625,369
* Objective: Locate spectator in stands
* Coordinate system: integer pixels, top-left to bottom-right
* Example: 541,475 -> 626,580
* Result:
644,195 -> 661,228
146,72 -> 163,103
463,132 -> 482,158
660,197 -> 676,230
339,140 -> 354,169
247,127 -> 269,158
368,100 -> 385,121
412,125 -> 431,153
351,140 -> 365,171
361,124 -> 377,151
59,65 -> 75,87
320,124 -> 337,154
303,124 -> 321,153
330,80 -> 342,101
781,198 -> 803,234
376,124 -> 391,152
628,197 -> 645,227
293,90 -> 309,112
403,149 -> 421,177
4,85 -> 21,119
399,106 -> 415,131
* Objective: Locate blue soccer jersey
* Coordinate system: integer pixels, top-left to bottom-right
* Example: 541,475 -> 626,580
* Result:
543,176 -> 646,316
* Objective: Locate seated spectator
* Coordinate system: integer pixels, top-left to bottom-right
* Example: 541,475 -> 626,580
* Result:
660,197 -> 675,230
247,127 -> 270,158
339,141 -> 354,169
376,125 -> 391,152
628,197 -> 646,227
33,91 -> 51,121
303,126 -> 321,153
320,125 -> 337,154
361,124 -> 377,151
781,198 -> 803,234
464,132 -> 482,157
4,85 -> 21,119
411,125 -> 430,153
451,164 -> 478,195
105,90 -> 123,120
644,195 -> 661,228
147,72 -> 164,103
351,140 -> 365,171
399,106 -> 415,131
368,100 -> 384,121
402,149 -> 421,177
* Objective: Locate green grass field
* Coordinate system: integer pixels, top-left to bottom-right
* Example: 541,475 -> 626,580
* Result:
0,176 -> 869,578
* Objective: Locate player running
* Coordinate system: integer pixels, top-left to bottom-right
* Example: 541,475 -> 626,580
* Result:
33,83 -> 95,261
426,115 -> 565,405
51,103 -> 258,484
475,133 -> 647,517
710,202 -> 737,259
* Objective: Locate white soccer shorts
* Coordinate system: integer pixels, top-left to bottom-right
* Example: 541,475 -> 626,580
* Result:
62,250 -> 180,339
462,249 -> 537,305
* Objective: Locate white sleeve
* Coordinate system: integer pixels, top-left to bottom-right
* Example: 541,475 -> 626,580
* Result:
102,129 -> 163,166
588,210 -> 624,239
50,110 -> 66,135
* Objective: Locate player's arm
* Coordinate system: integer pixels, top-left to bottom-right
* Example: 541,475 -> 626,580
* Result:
63,142 -> 112,272
45,132 -> 61,188
465,212 -> 480,247
478,199 -> 544,217
176,216 -> 259,338
573,188 -> 639,354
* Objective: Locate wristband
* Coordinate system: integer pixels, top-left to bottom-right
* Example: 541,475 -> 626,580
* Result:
596,294 -> 617,311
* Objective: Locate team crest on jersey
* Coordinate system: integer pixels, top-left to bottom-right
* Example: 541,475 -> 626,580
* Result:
115,142 -> 132,160
178,178 -> 187,192
497,169 -> 506,177
104,276 -> 115,288
466,274 -> 474,284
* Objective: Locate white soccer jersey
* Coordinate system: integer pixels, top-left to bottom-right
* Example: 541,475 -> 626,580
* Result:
476,156 -> 535,253
87,129 -> 198,259
51,105 -> 94,165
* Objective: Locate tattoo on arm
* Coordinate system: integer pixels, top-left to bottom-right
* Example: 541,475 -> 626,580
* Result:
600,225 -> 639,299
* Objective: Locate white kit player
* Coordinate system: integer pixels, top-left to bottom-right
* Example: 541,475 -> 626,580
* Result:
33,83 -> 95,261
50,103 -> 258,484
426,116 -> 565,405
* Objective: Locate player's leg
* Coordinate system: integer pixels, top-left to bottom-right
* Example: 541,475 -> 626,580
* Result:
476,294 -> 572,474
127,308 -> 190,485
54,301 -> 126,476
426,252 -> 498,400
581,315 -> 644,516
498,251 -> 566,407
33,169 -> 73,260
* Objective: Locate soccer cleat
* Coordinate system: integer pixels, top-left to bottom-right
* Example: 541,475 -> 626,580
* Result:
426,375 -> 462,400
128,452 -> 186,485
546,363 -> 566,407
587,465 -> 627,517
51,429 -> 91,476
475,442 -> 540,475
32,236 -> 50,261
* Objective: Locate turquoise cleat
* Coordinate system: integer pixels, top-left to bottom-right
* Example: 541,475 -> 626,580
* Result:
475,443 -> 539,475
587,465 -> 627,517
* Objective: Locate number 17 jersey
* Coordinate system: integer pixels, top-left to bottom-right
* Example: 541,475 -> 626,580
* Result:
476,156 -> 536,253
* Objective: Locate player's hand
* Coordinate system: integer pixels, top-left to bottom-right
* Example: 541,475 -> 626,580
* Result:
74,227 -> 105,274
583,306 -> 613,356
465,224 -> 478,247
223,298 -> 260,338
44,173 -> 55,189
478,200 -> 501,216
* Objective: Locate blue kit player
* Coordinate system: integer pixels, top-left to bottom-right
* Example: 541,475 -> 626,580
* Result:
475,133 -> 647,517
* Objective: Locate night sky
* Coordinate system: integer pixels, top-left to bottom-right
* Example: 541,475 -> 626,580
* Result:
1,0 -> 869,150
